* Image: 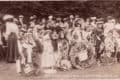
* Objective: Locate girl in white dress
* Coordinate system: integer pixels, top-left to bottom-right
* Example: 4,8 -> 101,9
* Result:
41,31 -> 57,73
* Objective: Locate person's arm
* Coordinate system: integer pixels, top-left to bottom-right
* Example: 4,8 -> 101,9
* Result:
0,31 -> 3,45
14,24 -> 19,39
4,23 -> 10,40
33,26 -> 39,40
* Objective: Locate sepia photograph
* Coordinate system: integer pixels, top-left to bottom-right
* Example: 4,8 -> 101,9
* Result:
0,0 -> 120,80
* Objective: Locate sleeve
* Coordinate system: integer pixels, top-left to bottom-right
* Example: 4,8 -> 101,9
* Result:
33,26 -> 39,40
4,23 -> 10,40
15,24 -> 19,38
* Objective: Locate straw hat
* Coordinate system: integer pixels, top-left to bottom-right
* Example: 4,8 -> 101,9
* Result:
19,15 -> 24,18
69,15 -> 74,19
96,18 -> 104,24
3,14 -> 14,21
30,15 -> 37,21
90,17 -> 97,20
48,15 -> 53,19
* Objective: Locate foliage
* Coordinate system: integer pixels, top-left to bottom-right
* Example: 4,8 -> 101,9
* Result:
0,1 -> 120,18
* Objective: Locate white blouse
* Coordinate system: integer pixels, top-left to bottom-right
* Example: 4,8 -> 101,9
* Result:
5,22 -> 19,39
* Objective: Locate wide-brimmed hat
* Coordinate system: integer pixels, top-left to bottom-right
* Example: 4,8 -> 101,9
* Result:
30,15 -> 37,21
19,15 -> 24,18
48,15 -> 53,19
69,15 -> 74,19
3,14 -> 14,21
96,18 -> 104,24
90,17 -> 97,20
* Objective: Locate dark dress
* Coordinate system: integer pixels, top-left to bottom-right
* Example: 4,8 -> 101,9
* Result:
6,32 -> 19,63
93,27 -> 105,62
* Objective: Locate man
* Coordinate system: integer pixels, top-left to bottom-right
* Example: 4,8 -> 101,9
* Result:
18,15 -> 27,30
68,15 -> 75,28
93,18 -> 105,66
46,15 -> 55,30
29,15 -> 37,29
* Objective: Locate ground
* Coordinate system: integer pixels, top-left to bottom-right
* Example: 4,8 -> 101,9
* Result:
0,61 -> 120,80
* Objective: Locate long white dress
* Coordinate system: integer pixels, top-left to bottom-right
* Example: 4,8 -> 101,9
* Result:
41,35 -> 56,68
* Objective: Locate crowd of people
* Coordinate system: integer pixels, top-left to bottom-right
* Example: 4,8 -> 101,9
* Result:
0,14 -> 120,75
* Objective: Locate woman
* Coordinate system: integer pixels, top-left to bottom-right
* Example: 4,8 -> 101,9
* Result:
41,31 -> 57,73
58,30 -> 71,70
3,15 -> 19,63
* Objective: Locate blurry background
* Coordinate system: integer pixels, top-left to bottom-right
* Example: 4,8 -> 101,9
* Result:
0,1 -> 119,19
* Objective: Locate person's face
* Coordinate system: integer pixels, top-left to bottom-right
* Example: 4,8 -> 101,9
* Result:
70,15 -> 74,19
111,19 -> 116,24
48,16 -> 53,20
97,23 -> 103,28
86,18 -> 90,23
41,18 -> 46,23
52,31 -> 58,39
77,24 -> 81,27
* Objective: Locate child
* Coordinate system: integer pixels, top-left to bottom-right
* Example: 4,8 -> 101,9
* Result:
41,31 -> 57,73
16,29 -> 36,75
57,31 -> 71,71
69,42 -> 88,69
104,30 -> 115,64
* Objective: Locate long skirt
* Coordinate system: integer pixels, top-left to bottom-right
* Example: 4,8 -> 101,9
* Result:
6,33 -> 19,63
41,51 -> 56,68
41,41 -> 56,68
0,45 -> 5,60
